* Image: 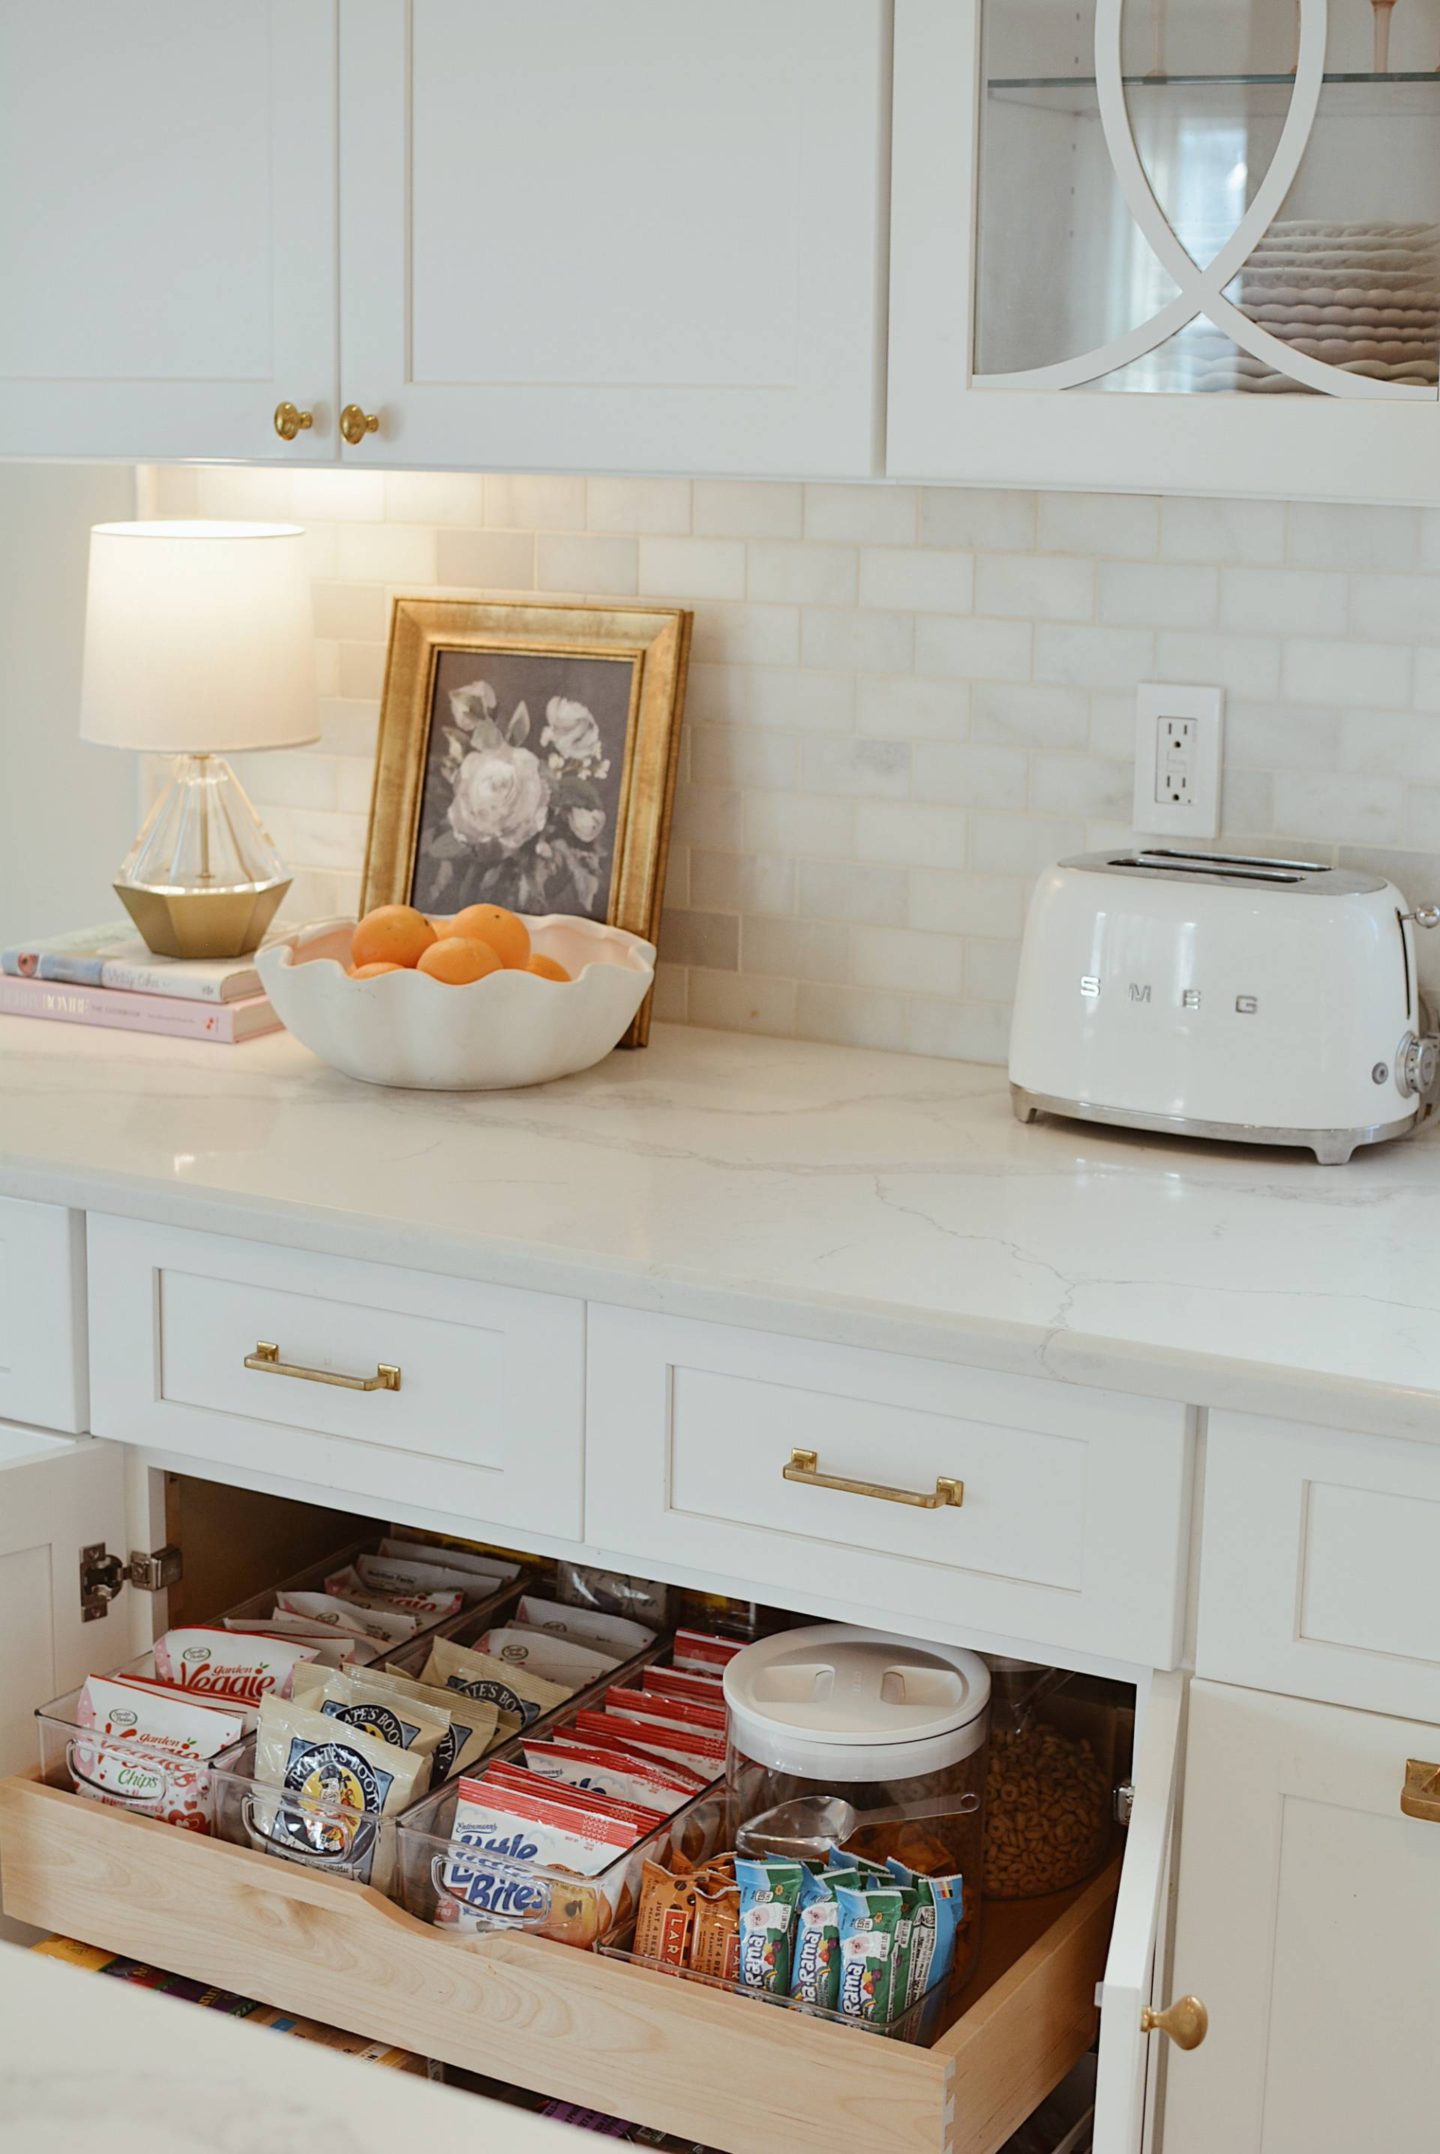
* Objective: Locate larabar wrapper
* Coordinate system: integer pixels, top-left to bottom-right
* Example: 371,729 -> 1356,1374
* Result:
72,1675 -> 247,1831
252,1696 -> 429,1888
690,1878 -> 742,1983
735,1857 -> 804,1995
421,1635 -> 571,1727
151,1626 -> 320,1706
634,1861 -> 696,1968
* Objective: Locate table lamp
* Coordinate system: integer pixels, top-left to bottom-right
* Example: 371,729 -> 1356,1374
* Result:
80,520 -> 317,959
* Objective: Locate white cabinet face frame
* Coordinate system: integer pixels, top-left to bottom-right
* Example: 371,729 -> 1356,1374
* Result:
337,0 -> 888,475
1165,1680 -> 1440,2153
0,1 -> 338,463
889,0 -> 1440,501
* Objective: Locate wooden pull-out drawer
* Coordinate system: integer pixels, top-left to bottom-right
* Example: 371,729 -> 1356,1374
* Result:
587,1309 -> 1193,1667
1198,1412 -> 1440,1720
86,1216 -> 585,1539
0,1768 -> 1115,2154
0,1195 -> 86,1433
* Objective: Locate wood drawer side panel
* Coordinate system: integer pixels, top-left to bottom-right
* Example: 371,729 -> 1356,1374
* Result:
0,1775 -> 949,2154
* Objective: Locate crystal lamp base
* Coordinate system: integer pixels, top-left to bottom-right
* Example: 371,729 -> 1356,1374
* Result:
116,752 -> 292,960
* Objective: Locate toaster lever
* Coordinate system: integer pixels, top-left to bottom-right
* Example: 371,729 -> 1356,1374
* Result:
1403,905 -> 1440,931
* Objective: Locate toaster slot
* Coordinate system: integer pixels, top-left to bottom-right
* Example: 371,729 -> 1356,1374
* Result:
1397,908 -> 1413,1022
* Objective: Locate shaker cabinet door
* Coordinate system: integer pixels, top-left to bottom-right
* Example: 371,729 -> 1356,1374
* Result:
1165,1681 -> 1440,2153
338,0 -> 887,475
889,0 -> 1440,500
0,2 -> 338,462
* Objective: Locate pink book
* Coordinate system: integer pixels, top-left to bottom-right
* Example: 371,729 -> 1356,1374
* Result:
0,975 -> 279,1043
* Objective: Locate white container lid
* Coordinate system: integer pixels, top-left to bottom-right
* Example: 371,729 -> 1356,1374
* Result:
723,1624 -> 991,1782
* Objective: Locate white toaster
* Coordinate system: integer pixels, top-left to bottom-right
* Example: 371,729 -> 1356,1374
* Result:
1009,849 -> 1440,1164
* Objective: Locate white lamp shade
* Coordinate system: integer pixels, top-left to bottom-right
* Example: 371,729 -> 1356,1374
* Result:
80,520 -> 318,753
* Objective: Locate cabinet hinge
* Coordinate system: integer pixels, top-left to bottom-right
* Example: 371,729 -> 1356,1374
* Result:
80,1541 -> 183,1621
1114,1778 -> 1135,1827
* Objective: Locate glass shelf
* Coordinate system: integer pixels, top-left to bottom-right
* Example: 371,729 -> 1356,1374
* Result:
988,71 -> 1440,117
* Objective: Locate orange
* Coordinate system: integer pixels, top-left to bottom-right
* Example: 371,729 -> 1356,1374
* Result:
351,904 -> 436,970
348,960 -> 403,979
527,953 -> 572,983
417,936 -> 503,985
449,903 -> 531,970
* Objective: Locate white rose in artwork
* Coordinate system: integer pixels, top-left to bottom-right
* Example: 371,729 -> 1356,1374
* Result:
449,679 -> 498,731
542,695 -> 602,761
567,805 -> 606,843
447,743 -> 552,853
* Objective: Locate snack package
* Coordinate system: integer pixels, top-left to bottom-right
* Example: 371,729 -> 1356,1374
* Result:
790,1868 -> 841,2012
634,1861 -> 696,1967
735,1857 -> 803,1995
275,1590 -> 419,1644
324,1564 -> 464,1624
671,1630 -> 745,1676
378,1537 -> 522,1590
515,1593 -> 655,1661
222,1617 -> 382,1668
103,1666 -> 260,1735
437,1774 -> 642,1935
475,1625 -> 620,1690
307,1661 -> 498,1781
481,1761 -> 664,1837
690,1877 -> 742,1983
835,1882 -> 905,2024
252,1696 -> 430,1886
522,1740 -> 697,1813
644,1668 -> 726,1705
358,1549 -> 508,1602
885,1859 -> 964,2008
303,1669 -> 451,1763
546,1727 -> 709,1794
554,1562 -> 669,1633
151,1626 -> 320,1705
605,1687 -> 726,1733
71,1675 -> 246,1830
590,1709 -> 725,1773
421,1635 -> 571,1725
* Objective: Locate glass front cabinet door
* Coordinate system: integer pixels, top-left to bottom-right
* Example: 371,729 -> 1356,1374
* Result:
889,0 -> 1440,498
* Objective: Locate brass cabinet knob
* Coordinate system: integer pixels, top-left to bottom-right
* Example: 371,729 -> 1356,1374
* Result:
1401,1758 -> 1440,1821
1140,1996 -> 1209,2050
340,403 -> 380,445
273,401 -> 314,441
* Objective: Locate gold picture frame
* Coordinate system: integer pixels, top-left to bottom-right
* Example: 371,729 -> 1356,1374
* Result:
362,597 -> 692,1047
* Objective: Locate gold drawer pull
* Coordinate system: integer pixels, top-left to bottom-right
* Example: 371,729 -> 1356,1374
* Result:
783,1447 -> 963,1509
1401,1758 -> 1440,1821
244,1341 -> 401,1393
1141,1996 -> 1209,2050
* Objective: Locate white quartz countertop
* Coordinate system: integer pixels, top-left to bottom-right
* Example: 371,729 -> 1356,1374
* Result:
0,1015 -> 1436,1439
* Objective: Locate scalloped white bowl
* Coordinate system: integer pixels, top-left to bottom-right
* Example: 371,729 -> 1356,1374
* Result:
256,914 -> 655,1090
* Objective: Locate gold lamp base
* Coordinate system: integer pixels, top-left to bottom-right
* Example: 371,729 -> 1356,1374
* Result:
115,879 -> 291,960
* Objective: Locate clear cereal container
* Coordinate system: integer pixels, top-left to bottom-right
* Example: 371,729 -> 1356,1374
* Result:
723,1625 -> 990,1988
35,1684 -> 249,1832
982,1659 -> 1117,1901
396,1767 -> 729,1949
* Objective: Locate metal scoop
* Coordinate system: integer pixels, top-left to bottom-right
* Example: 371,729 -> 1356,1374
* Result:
735,1789 -> 979,1865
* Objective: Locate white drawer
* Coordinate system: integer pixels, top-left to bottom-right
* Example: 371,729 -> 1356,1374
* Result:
586,1308 -> 1193,1666
1197,1410 -> 1440,1719
86,1216 -> 584,1538
0,1195 -> 85,1432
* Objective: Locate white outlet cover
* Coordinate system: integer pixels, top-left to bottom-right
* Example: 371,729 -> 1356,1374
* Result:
1133,682 -> 1224,840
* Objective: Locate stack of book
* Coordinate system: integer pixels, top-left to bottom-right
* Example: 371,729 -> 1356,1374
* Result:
0,922 -> 282,1043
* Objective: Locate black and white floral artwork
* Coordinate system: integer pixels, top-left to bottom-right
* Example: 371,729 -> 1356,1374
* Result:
409,647 -> 636,921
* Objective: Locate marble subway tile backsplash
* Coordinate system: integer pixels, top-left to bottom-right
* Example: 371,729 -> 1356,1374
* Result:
140,465 -> 1440,1062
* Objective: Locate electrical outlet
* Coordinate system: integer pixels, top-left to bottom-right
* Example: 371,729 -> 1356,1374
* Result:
1133,683 -> 1224,839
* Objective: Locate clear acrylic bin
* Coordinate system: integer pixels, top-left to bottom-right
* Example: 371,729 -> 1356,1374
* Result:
597,1926 -> 949,2045
35,1684 -> 249,1832
221,1534 -> 528,1657
208,1734 -> 405,1893
396,1768 -> 729,1949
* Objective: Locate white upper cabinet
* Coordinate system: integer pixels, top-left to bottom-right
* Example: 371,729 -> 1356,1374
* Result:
890,0 -> 1440,499
336,0 -> 888,475
0,3 -> 338,463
